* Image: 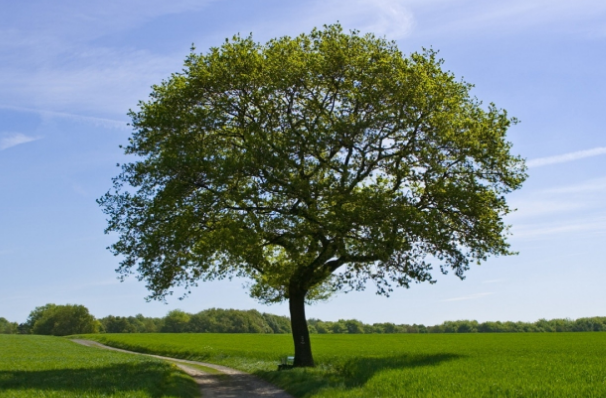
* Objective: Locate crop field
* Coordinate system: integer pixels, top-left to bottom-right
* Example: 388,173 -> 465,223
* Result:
82,332 -> 606,397
0,335 -> 199,398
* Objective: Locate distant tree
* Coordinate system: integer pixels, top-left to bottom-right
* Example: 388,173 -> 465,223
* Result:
99,24 -> 526,366
136,314 -> 163,332
310,320 -> 332,334
455,320 -> 478,333
21,304 -> 57,334
344,319 -> 365,334
262,312 -> 292,334
29,304 -> 100,336
477,321 -> 499,333
162,310 -> 191,333
330,321 -> 348,334
573,317 -> 606,332
0,317 -> 18,334
378,322 -> 400,334
218,309 -> 269,333
363,324 -> 375,334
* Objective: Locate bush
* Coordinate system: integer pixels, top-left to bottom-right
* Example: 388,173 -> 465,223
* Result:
27,304 -> 100,336
0,317 -> 18,334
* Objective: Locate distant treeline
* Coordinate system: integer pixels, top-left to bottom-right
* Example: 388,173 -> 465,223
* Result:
0,317 -> 18,334
99,308 -> 291,334
3,305 -> 606,335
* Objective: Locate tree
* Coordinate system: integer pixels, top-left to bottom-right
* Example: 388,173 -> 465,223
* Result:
28,304 -> 100,336
162,309 -> 191,333
99,24 -> 526,367
0,317 -> 18,334
21,304 -> 57,334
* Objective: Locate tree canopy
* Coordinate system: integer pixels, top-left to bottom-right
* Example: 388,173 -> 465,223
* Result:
23,304 -> 100,336
0,317 -> 18,334
99,24 -> 526,366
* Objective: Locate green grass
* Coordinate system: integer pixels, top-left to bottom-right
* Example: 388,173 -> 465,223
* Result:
80,332 -> 606,397
0,335 -> 199,398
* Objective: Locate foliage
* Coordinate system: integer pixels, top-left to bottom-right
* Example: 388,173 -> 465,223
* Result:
83,332 -> 606,397
310,317 -> 606,334
0,317 -> 18,334
99,23 -> 526,366
261,312 -> 292,334
24,304 -> 100,336
99,308 -> 291,334
426,317 -> 606,333
0,335 -> 198,398
17,302 -> 606,335
20,303 -> 56,334
162,310 -> 191,333
101,314 -> 164,333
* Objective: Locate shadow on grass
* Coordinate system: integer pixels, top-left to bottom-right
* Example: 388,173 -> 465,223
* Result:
0,362 -> 198,398
256,353 -> 463,397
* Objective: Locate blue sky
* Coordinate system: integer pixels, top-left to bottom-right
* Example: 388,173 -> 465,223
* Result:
1,0 -> 605,325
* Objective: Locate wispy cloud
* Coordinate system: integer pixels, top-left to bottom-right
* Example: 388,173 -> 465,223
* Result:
0,105 -> 128,130
0,46 -> 183,117
411,0 -> 606,38
543,177 -> 606,195
507,176 -> 606,240
512,216 -> 606,239
508,177 -> 606,221
510,200 -> 584,219
350,0 -> 415,39
482,279 -> 506,284
0,1 -> 216,117
443,292 -> 493,302
257,0 -> 416,41
0,133 -> 40,150
0,0 -> 217,45
527,147 -> 606,168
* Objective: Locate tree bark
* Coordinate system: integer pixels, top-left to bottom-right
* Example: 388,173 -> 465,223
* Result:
288,292 -> 315,367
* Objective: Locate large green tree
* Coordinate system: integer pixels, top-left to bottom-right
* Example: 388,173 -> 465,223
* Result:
99,25 -> 526,367
26,304 -> 100,336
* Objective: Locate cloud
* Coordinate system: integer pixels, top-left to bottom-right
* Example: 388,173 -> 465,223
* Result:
0,0 -> 217,44
542,177 -> 606,195
442,292 -> 493,302
510,200 -> 584,219
512,216 -> 606,239
527,147 -> 606,168
506,176 -> 606,241
256,0 -> 415,41
0,1 -> 216,117
407,0 -> 606,39
508,177 -> 606,220
0,133 -> 40,150
0,105 -> 129,130
482,279 -> 506,284
0,0 -> 414,118
0,45 -> 184,117
350,0 -> 416,38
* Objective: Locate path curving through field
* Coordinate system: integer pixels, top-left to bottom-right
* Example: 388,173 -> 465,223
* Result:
71,339 -> 294,398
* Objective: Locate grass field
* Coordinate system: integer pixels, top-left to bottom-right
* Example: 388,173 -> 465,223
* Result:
81,332 -> 606,397
0,335 -> 199,398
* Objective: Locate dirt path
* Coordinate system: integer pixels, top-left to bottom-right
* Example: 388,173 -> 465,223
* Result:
71,339 -> 294,398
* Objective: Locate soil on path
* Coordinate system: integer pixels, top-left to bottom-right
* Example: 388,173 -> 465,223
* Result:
71,339 -> 294,398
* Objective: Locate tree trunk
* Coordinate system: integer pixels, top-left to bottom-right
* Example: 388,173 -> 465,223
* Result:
289,292 -> 315,367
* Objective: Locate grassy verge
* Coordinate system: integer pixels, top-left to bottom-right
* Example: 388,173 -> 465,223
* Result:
79,332 -> 606,397
0,335 -> 199,398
